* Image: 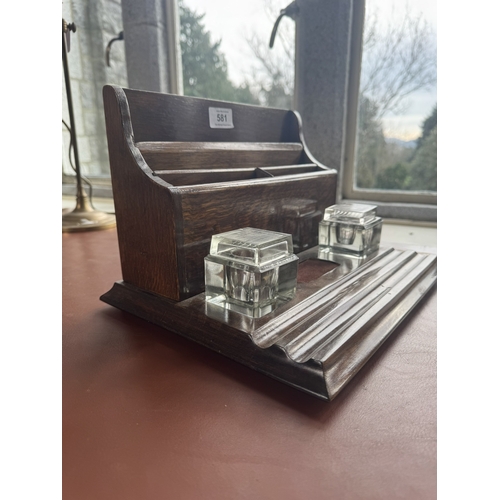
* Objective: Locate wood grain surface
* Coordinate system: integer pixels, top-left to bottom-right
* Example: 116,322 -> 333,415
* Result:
123,87 -> 303,143
137,141 -> 305,170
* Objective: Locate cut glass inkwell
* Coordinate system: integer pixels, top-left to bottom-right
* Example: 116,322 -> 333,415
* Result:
318,202 -> 382,258
204,227 -> 299,317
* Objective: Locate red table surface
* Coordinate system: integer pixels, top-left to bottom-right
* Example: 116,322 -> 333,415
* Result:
63,228 -> 437,500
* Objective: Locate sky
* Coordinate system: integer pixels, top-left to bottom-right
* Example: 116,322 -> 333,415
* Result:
183,0 -> 437,140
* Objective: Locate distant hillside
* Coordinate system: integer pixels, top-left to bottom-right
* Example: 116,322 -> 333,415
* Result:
385,137 -> 417,149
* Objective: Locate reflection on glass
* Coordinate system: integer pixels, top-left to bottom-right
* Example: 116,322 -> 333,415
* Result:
282,198 -> 322,252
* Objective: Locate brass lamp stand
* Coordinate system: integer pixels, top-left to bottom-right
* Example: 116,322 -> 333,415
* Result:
62,18 -> 116,232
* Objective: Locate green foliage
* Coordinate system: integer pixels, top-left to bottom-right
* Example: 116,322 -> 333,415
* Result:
357,99 -> 437,192
355,96 -> 387,188
409,125 -> 437,191
375,162 -> 412,190
179,2 -> 258,104
417,105 -> 437,148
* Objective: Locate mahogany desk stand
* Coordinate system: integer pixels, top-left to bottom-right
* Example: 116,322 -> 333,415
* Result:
100,86 -> 437,401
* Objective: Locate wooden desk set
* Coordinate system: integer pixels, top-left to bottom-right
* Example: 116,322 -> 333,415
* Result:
100,86 -> 437,401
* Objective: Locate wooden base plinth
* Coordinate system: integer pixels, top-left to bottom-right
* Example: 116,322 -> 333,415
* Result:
100,247 -> 437,400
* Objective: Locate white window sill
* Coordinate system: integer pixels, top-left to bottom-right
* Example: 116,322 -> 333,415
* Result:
381,220 -> 436,248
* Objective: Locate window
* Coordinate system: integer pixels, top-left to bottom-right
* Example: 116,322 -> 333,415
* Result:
342,0 -> 437,213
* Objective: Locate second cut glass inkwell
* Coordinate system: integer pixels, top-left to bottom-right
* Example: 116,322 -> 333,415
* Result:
318,202 -> 382,258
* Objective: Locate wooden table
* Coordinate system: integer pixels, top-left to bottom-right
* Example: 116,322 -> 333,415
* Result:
63,228 -> 437,500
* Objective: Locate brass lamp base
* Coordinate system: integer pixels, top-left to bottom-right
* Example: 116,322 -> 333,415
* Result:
62,193 -> 116,232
